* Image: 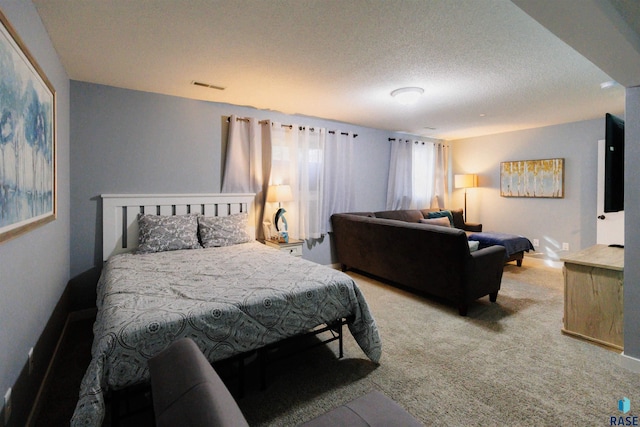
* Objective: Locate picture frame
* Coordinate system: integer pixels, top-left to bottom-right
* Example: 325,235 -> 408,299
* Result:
500,158 -> 564,198
0,8 -> 56,244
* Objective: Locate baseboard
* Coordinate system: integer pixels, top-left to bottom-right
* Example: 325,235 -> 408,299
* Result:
0,281 -> 72,427
619,353 -> 640,373
25,313 -> 73,426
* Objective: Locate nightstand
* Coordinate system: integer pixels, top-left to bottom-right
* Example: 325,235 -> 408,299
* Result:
264,239 -> 304,257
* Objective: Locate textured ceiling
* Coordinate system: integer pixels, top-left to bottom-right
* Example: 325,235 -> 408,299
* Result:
33,0 -> 625,140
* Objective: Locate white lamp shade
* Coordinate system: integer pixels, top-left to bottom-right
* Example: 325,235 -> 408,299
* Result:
454,174 -> 478,189
267,184 -> 293,203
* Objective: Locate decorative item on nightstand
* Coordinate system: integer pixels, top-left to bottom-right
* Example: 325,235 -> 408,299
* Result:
267,184 -> 293,243
454,174 -> 478,222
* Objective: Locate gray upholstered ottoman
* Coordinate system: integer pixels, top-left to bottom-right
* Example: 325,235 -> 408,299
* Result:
149,338 -> 423,427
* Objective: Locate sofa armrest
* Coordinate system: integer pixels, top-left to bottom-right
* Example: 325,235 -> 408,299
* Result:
148,338 -> 249,427
470,244 -> 506,263
464,245 -> 506,301
463,222 -> 482,232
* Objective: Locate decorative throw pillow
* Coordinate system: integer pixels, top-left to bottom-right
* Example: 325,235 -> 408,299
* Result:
468,240 -> 480,252
419,217 -> 451,227
198,213 -> 252,248
137,214 -> 201,254
426,210 -> 454,226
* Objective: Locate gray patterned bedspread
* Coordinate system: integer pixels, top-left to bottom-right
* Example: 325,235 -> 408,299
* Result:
71,242 -> 381,426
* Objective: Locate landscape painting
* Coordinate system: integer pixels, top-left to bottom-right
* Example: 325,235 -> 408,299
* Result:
500,158 -> 564,198
0,10 -> 56,243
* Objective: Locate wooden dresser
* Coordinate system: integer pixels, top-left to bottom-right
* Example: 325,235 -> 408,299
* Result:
561,244 -> 624,351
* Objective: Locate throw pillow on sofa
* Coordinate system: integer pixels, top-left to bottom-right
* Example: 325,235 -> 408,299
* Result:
419,217 -> 451,227
426,210 -> 454,226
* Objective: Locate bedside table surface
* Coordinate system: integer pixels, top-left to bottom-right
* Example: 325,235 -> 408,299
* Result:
265,239 -> 303,247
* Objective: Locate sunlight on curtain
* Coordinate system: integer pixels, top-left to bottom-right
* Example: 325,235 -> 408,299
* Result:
322,131 -> 355,233
221,115 -> 263,193
386,139 -> 446,210
221,115 -> 271,239
270,123 -> 325,239
386,139 -> 413,209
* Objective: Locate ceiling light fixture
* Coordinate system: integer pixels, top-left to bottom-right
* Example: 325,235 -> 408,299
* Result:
600,80 -> 619,90
390,87 -> 424,105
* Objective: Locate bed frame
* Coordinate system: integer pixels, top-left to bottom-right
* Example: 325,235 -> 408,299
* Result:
101,193 -> 256,261
100,193 -> 347,420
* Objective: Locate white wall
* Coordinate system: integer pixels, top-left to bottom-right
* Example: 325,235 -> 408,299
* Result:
0,0 -> 70,402
451,119 -> 602,260
623,86 -> 640,359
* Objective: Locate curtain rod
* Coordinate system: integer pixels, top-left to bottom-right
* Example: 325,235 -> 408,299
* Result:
388,138 -> 444,146
255,119 -> 358,137
388,138 -> 426,144
227,116 -> 357,137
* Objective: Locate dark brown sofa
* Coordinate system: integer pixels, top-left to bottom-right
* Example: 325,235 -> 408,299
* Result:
330,210 -> 506,316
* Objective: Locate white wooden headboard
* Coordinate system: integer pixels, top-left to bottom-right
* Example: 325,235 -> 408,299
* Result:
102,193 -> 256,261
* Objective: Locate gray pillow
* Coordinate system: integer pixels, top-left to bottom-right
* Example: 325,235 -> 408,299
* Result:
137,214 -> 201,254
198,213 -> 252,248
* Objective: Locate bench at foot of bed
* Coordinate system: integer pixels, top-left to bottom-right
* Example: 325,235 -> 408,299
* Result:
468,232 -> 534,267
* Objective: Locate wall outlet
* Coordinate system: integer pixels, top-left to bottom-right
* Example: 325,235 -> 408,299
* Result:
4,387 -> 11,425
562,242 -> 570,251
28,347 -> 34,375
533,238 -> 540,247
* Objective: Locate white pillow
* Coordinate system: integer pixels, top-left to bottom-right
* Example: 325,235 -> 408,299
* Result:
468,240 -> 480,252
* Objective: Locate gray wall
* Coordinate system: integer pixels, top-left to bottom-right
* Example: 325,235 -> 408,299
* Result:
0,0 -> 70,400
451,119 -> 602,260
624,86 -> 640,359
70,81 -> 396,282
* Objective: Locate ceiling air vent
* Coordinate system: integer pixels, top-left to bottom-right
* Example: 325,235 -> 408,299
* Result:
191,81 -> 225,91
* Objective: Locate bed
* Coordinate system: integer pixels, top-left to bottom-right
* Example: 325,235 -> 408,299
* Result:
71,194 -> 382,426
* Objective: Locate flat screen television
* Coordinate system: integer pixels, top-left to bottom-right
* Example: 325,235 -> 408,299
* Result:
604,113 -> 625,213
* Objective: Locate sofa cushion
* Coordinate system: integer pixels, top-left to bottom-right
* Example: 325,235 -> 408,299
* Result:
374,210 -> 423,223
449,208 -> 467,229
419,217 -> 451,227
426,210 -> 454,226
419,208 -> 440,218
301,390 -> 424,427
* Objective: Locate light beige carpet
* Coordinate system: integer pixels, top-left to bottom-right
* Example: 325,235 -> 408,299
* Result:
237,260 -> 640,426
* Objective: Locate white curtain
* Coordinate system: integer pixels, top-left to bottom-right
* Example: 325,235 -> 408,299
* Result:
221,115 -> 264,193
386,139 -> 447,210
221,115 -> 271,239
322,131 -> 355,233
386,139 -> 413,209
433,142 -> 447,209
270,123 -> 325,239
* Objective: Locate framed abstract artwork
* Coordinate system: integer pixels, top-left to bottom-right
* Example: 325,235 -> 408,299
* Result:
0,8 -> 56,243
500,158 -> 564,198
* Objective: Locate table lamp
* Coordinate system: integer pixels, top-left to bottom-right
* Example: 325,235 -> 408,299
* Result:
267,184 -> 293,241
